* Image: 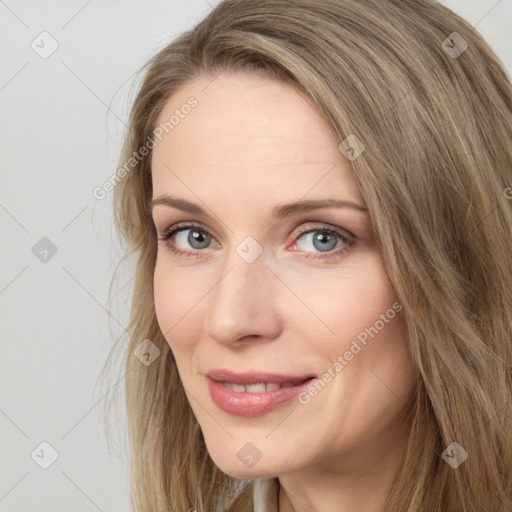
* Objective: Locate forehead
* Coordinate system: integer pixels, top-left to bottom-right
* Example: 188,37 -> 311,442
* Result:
151,73 -> 363,208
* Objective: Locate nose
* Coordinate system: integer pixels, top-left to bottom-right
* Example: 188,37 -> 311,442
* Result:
203,245 -> 282,346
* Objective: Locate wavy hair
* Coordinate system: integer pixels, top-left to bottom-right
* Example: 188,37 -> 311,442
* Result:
103,0 -> 512,510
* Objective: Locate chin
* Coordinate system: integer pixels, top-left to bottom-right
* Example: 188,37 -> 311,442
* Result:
207,447 -> 283,480
223,465 -> 275,480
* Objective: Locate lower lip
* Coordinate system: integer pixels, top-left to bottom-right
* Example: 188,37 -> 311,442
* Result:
207,377 -> 317,417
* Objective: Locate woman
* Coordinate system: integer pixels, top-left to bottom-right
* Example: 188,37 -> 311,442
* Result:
107,0 -> 512,510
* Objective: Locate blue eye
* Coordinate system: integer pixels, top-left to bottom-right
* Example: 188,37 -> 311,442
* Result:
290,227 -> 352,260
157,222 -> 355,261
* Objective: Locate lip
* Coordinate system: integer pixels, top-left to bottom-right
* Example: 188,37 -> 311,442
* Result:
206,369 -> 317,417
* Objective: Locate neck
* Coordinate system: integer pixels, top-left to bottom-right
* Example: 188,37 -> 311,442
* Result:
277,420 -> 410,512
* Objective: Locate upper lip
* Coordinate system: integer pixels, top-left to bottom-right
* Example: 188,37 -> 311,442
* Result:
206,369 -> 316,385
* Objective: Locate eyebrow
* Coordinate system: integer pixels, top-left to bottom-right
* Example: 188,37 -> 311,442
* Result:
150,195 -> 368,218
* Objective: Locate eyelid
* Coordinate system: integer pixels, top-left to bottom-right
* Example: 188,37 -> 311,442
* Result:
288,222 -> 355,245
158,221 -> 218,243
157,221 -> 354,244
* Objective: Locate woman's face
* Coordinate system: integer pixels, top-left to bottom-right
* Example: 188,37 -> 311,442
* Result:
151,72 -> 417,480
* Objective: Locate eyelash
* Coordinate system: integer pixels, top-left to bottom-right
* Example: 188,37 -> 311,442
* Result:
156,222 -> 355,261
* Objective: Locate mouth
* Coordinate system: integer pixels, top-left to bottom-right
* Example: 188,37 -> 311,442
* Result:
205,370 -> 318,417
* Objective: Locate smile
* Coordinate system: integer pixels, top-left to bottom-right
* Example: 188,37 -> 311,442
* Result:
206,371 -> 318,417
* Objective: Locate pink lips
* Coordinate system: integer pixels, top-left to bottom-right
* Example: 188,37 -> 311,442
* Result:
206,369 -> 317,417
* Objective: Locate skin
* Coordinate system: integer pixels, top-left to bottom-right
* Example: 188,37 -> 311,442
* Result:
151,72 -> 417,512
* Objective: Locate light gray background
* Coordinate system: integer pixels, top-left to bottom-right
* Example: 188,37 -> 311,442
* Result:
0,1 -> 510,511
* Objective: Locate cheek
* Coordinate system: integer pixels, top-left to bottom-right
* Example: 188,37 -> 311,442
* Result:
296,254 -> 401,356
153,258 -> 196,349
153,260 -> 171,335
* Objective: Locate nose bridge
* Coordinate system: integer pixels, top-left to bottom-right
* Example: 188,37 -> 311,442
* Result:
216,234 -> 270,300
204,237 -> 280,344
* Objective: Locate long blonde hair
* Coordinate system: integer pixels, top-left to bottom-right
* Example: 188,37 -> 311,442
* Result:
103,1 -> 512,510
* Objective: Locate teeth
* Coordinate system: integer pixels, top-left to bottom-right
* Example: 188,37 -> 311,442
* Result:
222,381 -> 299,392
246,383 -> 267,393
